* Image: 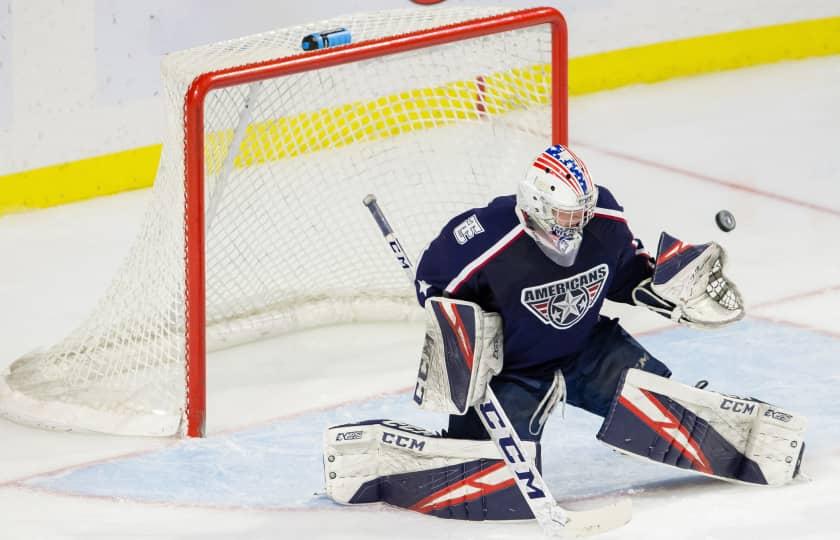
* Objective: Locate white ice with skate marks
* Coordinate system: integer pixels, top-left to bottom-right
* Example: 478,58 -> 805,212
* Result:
17,321 -> 840,496
1,57 -> 840,539
6,319 -> 840,539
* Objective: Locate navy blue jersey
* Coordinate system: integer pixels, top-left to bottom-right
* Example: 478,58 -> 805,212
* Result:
414,185 -> 652,372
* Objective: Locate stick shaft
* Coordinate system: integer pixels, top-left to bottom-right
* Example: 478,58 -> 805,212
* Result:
363,195 -> 416,283
362,194 -> 570,534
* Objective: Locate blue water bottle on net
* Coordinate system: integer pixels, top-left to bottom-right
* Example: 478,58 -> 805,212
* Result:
301,28 -> 352,51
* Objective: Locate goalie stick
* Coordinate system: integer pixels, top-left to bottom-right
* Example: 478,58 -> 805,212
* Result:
363,194 -> 631,538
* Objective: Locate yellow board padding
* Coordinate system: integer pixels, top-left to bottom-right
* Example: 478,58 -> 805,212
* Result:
0,144 -> 162,214
2,16 -> 838,215
568,16 -> 840,95
204,67 -> 550,173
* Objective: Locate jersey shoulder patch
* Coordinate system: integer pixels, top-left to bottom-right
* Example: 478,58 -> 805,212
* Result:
452,214 -> 486,245
442,195 -> 519,251
416,195 -> 523,296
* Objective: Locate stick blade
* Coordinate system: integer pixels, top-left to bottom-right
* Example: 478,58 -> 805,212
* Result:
559,497 -> 632,538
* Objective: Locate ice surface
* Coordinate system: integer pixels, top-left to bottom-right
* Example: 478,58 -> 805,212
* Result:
21,320 -> 840,508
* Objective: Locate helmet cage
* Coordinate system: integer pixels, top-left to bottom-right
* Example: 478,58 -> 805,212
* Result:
525,186 -> 597,242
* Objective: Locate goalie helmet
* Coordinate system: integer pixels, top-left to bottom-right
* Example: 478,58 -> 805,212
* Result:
516,144 -> 598,266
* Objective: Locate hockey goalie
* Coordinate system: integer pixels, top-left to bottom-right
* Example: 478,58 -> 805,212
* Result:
322,144 -> 807,522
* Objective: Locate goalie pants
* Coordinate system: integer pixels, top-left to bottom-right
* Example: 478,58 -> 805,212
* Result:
446,316 -> 671,442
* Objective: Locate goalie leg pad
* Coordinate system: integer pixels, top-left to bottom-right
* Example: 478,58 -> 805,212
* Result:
597,369 -> 806,485
324,419 -> 539,520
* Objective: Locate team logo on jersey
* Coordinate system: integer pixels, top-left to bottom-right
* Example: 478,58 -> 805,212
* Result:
453,215 -> 485,245
520,264 -> 609,329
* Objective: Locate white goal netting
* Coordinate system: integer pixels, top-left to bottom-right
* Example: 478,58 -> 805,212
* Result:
0,6 -> 559,436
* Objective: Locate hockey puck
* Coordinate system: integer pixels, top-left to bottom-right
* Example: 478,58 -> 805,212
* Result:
715,210 -> 736,232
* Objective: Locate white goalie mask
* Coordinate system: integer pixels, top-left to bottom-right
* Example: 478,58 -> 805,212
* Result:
516,145 -> 598,267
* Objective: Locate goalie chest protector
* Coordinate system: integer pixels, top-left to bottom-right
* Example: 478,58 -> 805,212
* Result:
414,188 -> 653,372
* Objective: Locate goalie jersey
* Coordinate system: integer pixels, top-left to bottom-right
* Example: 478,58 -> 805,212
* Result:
414,186 -> 652,372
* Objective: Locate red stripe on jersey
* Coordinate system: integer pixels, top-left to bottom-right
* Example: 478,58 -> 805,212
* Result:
593,212 -> 626,223
449,228 -> 525,294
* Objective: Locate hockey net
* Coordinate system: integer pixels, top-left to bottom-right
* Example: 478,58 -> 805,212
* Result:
0,6 -> 566,436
